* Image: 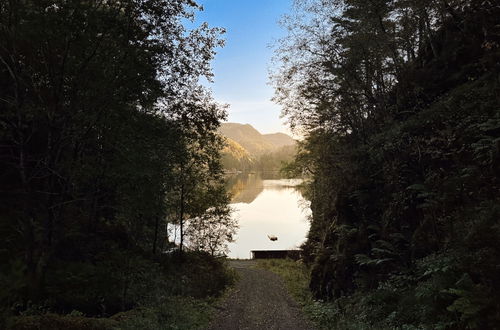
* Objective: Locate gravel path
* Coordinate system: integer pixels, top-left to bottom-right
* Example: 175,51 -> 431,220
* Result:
206,260 -> 315,330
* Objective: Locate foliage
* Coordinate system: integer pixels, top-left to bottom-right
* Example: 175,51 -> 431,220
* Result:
116,296 -> 216,330
114,252 -> 237,330
5,251 -> 236,329
222,144 -> 297,173
256,258 -> 368,329
273,0 -> 500,328
252,145 -> 297,173
186,206 -> 238,256
0,0 -> 236,328
7,313 -> 118,330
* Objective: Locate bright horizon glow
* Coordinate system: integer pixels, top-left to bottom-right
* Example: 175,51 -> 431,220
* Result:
193,0 -> 292,135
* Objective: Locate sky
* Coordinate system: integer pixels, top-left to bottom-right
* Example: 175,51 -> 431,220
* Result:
193,0 -> 292,134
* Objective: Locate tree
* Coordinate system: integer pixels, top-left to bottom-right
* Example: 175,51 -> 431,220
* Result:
273,0 -> 500,327
186,205 -> 237,256
0,0 -> 228,306
165,95 -> 232,253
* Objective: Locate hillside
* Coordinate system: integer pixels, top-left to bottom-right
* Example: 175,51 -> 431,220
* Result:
218,123 -> 296,172
219,123 -> 273,155
219,123 -> 295,155
221,137 -> 253,172
262,133 -> 296,149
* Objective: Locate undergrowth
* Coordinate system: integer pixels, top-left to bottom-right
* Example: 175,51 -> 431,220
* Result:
4,252 -> 237,330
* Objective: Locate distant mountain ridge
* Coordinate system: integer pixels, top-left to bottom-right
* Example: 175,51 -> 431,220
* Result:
218,123 -> 297,172
262,132 -> 296,149
218,123 -> 295,156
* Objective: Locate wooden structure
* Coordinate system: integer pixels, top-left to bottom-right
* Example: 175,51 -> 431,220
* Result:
251,250 -> 301,260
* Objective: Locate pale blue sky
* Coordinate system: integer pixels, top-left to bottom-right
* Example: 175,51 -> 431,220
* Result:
194,0 -> 292,134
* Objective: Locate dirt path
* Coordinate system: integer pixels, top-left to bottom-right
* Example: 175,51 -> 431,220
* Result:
206,260 -> 315,330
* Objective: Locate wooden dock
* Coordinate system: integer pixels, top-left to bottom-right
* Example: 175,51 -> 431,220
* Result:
250,250 -> 301,260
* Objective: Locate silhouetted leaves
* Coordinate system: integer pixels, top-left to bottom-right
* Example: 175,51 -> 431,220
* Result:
273,0 -> 500,328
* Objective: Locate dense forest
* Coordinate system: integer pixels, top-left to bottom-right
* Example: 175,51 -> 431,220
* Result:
222,143 -> 296,173
0,1 -> 236,329
274,0 -> 500,329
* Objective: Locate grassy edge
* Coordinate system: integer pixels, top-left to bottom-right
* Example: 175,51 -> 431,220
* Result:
254,259 -> 330,328
255,259 -> 370,330
255,259 -> 313,305
112,260 -> 240,330
6,261 -> 239,330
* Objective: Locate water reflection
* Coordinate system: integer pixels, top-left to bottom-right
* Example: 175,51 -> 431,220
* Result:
226,173 -> 264,204
226,173 -> 310,259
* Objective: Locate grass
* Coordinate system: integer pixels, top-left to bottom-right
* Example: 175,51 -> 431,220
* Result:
115,296 -> 218,330
6,296 -> 217,330
5,254 -> 238,330
255,259 -> 367,330
255,259 -> 313,305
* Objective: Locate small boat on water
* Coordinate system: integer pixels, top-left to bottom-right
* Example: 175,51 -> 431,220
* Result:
267,235 -> 278,241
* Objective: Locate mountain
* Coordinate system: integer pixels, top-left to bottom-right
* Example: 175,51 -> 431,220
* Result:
219,123 -> 275,155
221,137 -> 253,172
222,137 -> 250,160
218,123 -> 297,172
262,133 -> 296,149
219,123 -> 295,155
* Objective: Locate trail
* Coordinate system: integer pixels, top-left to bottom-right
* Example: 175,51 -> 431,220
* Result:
207,260 -> 315,330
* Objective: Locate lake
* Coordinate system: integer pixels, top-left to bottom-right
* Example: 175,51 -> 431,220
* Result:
225,173 -> 311,259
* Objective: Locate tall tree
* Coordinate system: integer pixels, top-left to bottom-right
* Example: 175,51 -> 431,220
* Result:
273,0 -> 500,327
0,0 -> 227,303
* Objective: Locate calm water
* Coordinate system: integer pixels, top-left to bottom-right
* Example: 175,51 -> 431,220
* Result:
226,173 -> 311,259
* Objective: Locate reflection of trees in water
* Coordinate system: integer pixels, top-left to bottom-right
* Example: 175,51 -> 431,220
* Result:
226,173 -> 303,204
226,173 -> 264,203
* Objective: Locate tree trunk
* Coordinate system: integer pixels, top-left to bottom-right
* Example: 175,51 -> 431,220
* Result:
179,184 -> 185,253
152,215 -> 159,254
423,9 -> 438,59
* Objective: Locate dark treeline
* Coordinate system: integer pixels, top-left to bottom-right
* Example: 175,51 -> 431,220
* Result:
222,144 -> 297,173
0,1 -> 235,328
274,0 -> 499,329
252,145 -> 296,172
